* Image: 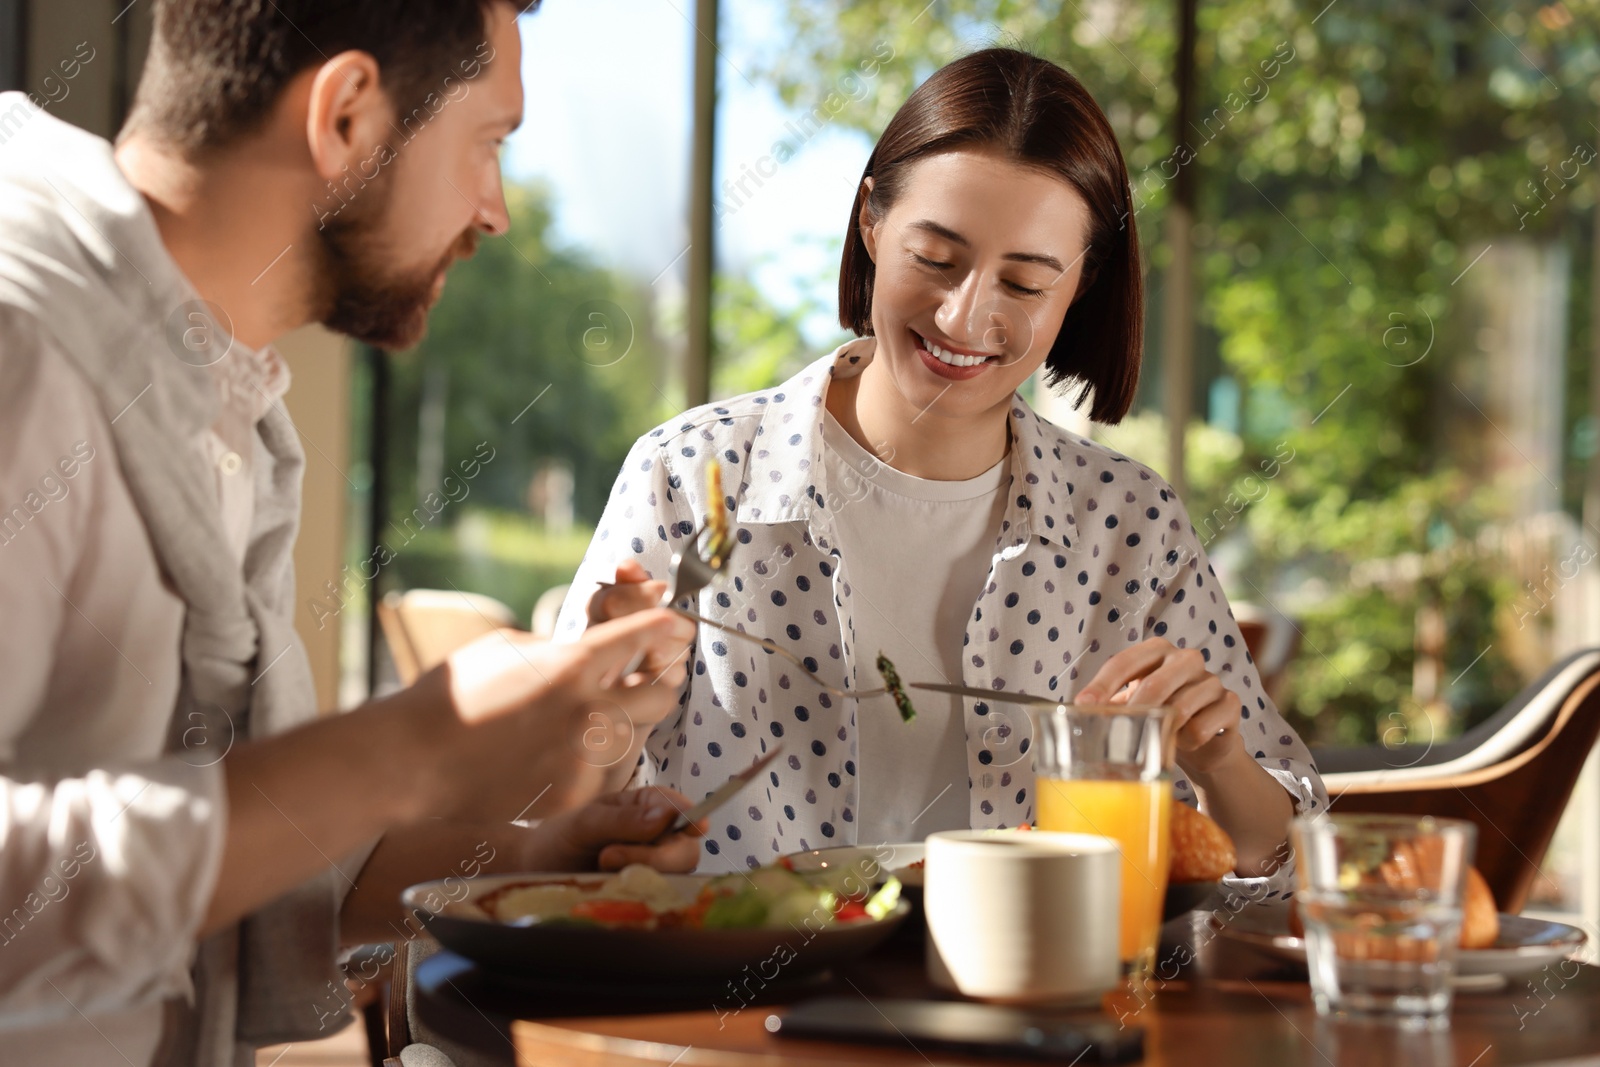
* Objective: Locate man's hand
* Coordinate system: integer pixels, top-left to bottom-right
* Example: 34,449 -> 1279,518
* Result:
208,608 -> 696,937
339,787 -> 709,943
521,786 -> 707,873
414,608 -> 697,823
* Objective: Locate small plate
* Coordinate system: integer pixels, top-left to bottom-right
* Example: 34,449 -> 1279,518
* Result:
402,872 -> 910,986
1211,901 -> 1587,985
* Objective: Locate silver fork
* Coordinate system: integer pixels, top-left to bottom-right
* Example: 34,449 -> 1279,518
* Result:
662,528 -> 889,699
610,523 -> 729,678
614,522 -> 889,700
661,526 -> 726,608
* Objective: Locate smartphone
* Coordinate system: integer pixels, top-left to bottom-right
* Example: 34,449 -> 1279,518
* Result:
768,997 -> 1144,1063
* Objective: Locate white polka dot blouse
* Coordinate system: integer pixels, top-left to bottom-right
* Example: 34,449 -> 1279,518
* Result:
556,342 -> 1327,881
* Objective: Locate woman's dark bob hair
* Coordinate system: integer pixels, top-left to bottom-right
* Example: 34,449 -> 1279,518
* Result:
839,48 -> 1142,424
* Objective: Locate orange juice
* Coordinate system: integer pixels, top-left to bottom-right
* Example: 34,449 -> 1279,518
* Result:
1036,777 -> 1172,975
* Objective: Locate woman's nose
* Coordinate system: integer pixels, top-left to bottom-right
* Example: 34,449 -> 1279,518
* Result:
935,273 -> 1024,352
934,275 -> 983,346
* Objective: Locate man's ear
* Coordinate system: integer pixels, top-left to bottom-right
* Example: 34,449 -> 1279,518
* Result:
304,51 -> 388,182
857,177 -> 878,263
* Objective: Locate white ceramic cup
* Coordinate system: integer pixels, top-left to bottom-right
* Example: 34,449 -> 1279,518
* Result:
924,830 -> 1122,1005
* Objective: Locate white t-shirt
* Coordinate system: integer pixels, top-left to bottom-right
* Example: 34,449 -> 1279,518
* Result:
820,412 -> 1008,844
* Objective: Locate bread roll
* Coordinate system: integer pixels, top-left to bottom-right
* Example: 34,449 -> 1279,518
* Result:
1286,865 -> 1499,951
1380,842 -> 1499,949
1169,801 -> 1236,882
1460,866 -> 1499,949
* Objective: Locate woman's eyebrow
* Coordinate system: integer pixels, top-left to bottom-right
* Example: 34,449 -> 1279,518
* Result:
907,219 -> 1065,274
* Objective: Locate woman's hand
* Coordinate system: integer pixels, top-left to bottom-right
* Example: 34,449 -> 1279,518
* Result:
414,610 -> 696,823
1075,637 -> 1241,777
1076,637 -> 1295,876
586,560 -> 679,680
588,559 -> 669,623
521,786 -> 707,873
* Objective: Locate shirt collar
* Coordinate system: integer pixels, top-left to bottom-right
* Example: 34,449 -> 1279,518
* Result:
735,339 -> 1079,551
209,342 -> 291,425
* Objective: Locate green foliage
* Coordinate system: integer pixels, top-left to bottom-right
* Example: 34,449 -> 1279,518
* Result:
763,0 -> 1600,745
382,509 -> 594,626
386,182 -> 673,528
712,272 -> 818,397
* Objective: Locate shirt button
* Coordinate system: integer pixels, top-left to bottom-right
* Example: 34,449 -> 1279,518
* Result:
980,773 -> 994,790
219,451 -> 243,476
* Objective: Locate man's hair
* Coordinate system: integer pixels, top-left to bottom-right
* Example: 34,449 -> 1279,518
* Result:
122,0 -> 523,154
839,48 -> 1144,424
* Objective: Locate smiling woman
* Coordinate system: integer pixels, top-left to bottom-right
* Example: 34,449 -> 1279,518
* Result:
559,48 -> 1326,880
836,50 -> 1141,429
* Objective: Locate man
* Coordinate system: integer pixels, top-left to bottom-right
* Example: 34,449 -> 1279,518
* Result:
0,1 -> 698,1063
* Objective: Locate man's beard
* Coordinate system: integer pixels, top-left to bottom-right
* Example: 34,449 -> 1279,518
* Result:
315,179 -> 479,350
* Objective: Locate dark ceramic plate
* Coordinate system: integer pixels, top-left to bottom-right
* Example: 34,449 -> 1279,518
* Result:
401,872 -> 911,984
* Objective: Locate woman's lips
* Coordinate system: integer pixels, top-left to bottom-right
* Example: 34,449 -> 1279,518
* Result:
911,329 -> 997,381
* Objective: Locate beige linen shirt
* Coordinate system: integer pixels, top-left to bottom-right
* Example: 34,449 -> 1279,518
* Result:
0,92 -> 357,1065
0,316 -> 289,1065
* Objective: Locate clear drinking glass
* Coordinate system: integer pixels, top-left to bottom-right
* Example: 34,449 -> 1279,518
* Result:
1031,704 -> 1176,985
1290,814 -> 1477,1027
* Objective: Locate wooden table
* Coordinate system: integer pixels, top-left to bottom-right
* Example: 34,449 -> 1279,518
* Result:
414,914 -> 1600,1066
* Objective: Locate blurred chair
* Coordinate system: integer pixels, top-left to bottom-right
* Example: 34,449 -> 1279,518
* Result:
1312,648 -> 1600,914
335,944 -> 393,1067
531,583 -> 571,640
376,589 -> 521,685
365,587 -> 522,1067
380,938 -> 412,1066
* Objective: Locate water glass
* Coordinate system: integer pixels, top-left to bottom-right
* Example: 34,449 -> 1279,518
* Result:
1290,814 -> 1476,1027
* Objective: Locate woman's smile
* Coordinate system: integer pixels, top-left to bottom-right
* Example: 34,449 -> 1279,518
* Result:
910,327 -> 1001,381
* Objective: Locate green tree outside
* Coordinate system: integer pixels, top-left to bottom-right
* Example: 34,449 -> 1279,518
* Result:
750,0 -> 1598,745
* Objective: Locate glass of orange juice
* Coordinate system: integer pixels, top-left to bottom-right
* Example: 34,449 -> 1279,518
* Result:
1032,704 -> 1176,985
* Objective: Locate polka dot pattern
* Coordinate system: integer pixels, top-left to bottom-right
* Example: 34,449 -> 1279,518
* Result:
557,345 -> 1327,880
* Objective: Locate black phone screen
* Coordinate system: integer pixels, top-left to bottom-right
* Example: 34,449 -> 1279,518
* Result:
769,996 -> 1145,1063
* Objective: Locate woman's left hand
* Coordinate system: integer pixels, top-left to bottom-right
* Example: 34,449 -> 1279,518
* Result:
1075,637 -> 1242,776
521,786 -> 707,873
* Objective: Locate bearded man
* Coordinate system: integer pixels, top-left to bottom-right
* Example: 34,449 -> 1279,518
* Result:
0,2 -> 698,1063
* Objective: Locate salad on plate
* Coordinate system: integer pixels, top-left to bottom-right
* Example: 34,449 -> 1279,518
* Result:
483,862 -> 903,932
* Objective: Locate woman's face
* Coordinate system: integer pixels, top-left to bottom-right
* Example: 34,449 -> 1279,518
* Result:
859,146 -> 1092,421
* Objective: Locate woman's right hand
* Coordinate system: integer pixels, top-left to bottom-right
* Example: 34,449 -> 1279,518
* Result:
587,559 -> 669,622
585,559 -> 681,681
413,608 -> 696,822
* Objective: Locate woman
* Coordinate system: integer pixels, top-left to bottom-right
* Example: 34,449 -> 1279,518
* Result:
558,48 -> 1326,879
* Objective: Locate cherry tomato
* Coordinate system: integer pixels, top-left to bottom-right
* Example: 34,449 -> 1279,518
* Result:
834,901 -> 870,922
570,899 -> 654,925
680,896 -> 714,928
